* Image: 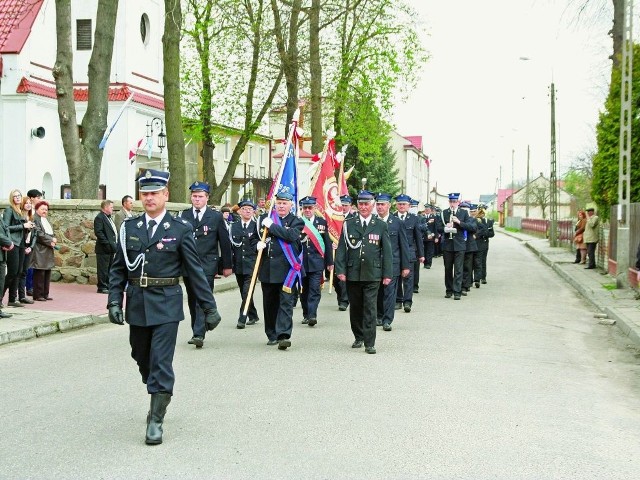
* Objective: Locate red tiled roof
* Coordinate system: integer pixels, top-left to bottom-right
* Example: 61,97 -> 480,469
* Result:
497,188 -> 515,213
16,77 -> 165,110
404,135 -> 423,151
0,0 -> 43,53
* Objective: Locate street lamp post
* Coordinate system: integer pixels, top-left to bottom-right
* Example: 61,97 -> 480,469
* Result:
146,117 -> 166,160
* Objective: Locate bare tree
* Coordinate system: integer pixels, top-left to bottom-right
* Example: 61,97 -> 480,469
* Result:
52,0 -> 118,199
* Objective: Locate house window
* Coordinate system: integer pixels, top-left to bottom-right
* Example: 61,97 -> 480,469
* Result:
248,145 -> 254,165
76,19 -> 92,50
224,139 -> 231,162
259,147 -> 265,166
140,14 -> 150,45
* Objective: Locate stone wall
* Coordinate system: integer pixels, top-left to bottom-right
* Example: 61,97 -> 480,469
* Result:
0,199 -> 190,284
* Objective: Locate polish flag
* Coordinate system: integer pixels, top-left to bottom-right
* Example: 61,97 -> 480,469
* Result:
129,138 -> 144,164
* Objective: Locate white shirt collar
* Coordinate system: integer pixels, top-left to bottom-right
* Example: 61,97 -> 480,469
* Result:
145,210 -> 167,225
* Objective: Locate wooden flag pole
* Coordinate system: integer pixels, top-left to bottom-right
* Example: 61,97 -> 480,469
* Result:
241,110 -> 300,319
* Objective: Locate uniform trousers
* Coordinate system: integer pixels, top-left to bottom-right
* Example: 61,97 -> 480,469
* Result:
443,250 -> 465,294
396,267 -> 415,305
476,249 -> 488,281
463,251 -> 481,288
333,276 -> 349,308
183,274 -> 216,338
347,280 -> 379,348
96,252 -> 113,291
424,241 -> 435,268
413,260 -> 421,291
129,322 -> 179,394
377,276 -> 398,325
235,273 -> 258,321
301,271 -> 323,319
261,282 -> 296,341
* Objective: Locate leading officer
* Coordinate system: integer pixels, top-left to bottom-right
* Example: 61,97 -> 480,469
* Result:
335,190 -> 392,354
107,169 -> 221,445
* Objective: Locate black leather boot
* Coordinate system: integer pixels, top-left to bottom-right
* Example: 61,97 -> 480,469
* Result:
145,392 -> 172,445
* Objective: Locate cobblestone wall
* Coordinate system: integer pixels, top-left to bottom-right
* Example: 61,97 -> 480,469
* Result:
0,199 -> 190,284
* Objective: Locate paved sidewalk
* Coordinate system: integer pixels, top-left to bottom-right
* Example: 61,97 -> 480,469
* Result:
501,227 -> 640,348
0,275 -> 238,346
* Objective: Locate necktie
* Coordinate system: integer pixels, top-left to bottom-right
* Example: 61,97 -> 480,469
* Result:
147,219 -> 156,239
243,222 -> 247,230
362,220 -> 367,229
195,209 -> 201,223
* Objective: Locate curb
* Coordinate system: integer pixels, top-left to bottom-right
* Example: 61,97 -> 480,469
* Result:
0,314 -> 109,347
519,234 -> 640,349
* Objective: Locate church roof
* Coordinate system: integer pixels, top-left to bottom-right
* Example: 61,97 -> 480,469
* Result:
0,0 -> 43,53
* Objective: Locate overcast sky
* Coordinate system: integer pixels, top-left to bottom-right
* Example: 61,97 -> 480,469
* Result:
393,0 -> 615,201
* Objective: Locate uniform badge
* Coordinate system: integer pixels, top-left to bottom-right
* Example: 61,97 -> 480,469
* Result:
136,221 -> 143,228
145,170 -> 152,178
157,242 -> 164,250
163,222 -> 170,230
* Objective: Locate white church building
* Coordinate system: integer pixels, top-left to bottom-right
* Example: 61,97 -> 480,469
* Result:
0,0 -> 166,200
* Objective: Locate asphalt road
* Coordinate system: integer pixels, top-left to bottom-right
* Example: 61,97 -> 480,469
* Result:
2,233 -> 640,479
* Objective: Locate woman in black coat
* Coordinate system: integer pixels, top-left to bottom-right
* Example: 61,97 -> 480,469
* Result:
3,190 -> 35,306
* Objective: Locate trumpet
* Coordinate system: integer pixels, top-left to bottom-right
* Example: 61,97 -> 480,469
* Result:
444,211 -> 457,239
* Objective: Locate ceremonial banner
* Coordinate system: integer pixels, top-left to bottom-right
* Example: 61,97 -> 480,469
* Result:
310,137 -> 343,243
99,93 -> 134,150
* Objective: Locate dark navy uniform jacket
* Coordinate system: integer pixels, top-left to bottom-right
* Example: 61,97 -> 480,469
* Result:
335,215 -> 393,282
229,218 -> 259,275
475,218 -> 491,252
301,216 -> 334,273
376,214 -> 410,277
394,213 -> 424,261
108,213 -> 216,327
180,207 -> 232,277
437,208 -> 477,252
258,212 -> 304,284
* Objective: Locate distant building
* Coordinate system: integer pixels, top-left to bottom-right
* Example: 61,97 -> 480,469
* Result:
501,174 -> 574,224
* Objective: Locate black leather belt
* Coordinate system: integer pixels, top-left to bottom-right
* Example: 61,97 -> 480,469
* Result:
129,277 -> 180,287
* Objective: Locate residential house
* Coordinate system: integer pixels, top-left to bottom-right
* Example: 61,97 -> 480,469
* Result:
501,174 -> 574,223
389,131 -> 430,205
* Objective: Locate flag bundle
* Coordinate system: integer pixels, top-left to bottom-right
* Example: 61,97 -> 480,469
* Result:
128,138 -> 144,164
268,115 -> 301,213
99,93 -> 134,150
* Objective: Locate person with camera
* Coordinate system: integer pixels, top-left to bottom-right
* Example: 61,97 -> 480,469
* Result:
107,169 -> 222,445
438,193 -> 476,300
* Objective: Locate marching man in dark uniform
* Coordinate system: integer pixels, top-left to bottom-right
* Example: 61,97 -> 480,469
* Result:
299,196 -> 333,326
437,193 -> 476,300
107,169 -> 221,445
230,199 -> 260,329
335,190 -> 393,354
180,181 -> 232,348
474,204 -> 493,285
394,194 -> 424,312
333,194 -> 353,311
422,204 -> 438,269
257,189 -> 304,350
374,193 -> 410,331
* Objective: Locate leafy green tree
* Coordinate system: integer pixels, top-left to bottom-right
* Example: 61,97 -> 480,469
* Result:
345,140 -> 401,198
591,43 -> 640,219
562,151 -> 594,209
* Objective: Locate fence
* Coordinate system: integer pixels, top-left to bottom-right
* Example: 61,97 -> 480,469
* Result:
509,203 -> 639,284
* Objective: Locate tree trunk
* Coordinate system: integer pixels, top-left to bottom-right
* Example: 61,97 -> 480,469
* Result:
53,0 -> 119,199
164,0 -> 187,202
53,0 -> 82,193
309,0 -> 323,154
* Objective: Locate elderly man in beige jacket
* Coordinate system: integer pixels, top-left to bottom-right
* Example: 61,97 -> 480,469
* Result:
583,207 -> 600,270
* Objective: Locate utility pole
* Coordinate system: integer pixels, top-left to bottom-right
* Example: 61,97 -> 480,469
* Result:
616,0 -> 633,286
526,144 -> 530,218
549,83 -> 558,247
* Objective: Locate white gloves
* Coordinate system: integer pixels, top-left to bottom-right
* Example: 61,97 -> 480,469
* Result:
257,241 -> 267,251
262,217 -> 273,228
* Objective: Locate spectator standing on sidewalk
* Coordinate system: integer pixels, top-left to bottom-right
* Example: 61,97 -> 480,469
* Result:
17,196 -> 36,303
94,200 -> 118,294
25,190 -> 43,296
573,210 -> 587,264
3,190 -> 35,307
114,195 -> 134,233
32,201 -> 57,301
107,169 -> 221,445
583,207 -> 600,269
0,216 -> 15,318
